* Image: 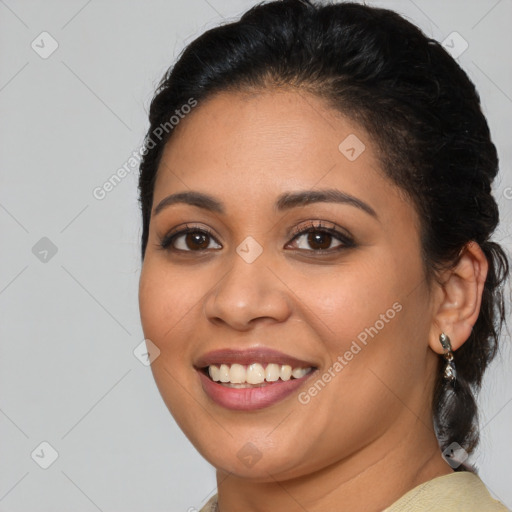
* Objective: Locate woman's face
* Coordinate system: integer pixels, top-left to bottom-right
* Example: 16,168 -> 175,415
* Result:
138,89 -> 439,480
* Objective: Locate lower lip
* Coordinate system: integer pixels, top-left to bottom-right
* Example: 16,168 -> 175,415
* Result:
198,370 -> 315,411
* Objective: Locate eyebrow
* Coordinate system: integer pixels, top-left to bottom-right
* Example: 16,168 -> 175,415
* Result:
153,189 -> 377,218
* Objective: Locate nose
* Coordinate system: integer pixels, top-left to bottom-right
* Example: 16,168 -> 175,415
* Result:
203,249 -> 292,331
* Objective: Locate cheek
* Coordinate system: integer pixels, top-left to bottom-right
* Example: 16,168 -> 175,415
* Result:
138,262 -> 202,420
291,259 -> 402,349
294,250 -> 428,397
138,260 -> 199,356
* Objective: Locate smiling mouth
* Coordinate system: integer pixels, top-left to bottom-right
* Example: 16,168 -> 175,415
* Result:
202,363 -> 315,388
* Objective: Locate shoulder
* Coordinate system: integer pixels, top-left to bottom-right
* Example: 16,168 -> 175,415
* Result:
197,472 -> 509,512
383,471 -> 509,512
199,494 -> 218,512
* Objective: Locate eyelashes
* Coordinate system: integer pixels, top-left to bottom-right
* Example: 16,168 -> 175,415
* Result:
160,224 -> 219,252
287,220 -> 355,251
159,220 -> 356,255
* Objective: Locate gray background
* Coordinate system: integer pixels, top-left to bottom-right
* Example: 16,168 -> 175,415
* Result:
0,0 -> 511,511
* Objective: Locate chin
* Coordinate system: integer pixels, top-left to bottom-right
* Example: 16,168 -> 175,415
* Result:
194,437 -> 317,482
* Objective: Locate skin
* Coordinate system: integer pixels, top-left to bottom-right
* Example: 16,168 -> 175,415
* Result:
138,88 -> 488,512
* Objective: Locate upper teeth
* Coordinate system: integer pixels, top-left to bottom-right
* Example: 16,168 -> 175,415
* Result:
208,363 -> 311,384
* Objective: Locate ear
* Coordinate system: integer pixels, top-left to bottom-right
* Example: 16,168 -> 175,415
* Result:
428,241 -> 489,355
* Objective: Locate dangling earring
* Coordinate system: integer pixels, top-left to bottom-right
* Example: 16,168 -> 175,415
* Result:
439,333 -> 456,383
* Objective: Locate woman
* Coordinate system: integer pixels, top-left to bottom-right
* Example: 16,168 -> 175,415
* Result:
137,1 -> 510,510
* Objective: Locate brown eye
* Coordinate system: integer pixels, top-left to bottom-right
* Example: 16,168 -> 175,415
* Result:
161,227 -> 222,252
306,231 -> 335,250
184,232 -> 210,250
287,221 -> 355,253
291,229 -> 342,251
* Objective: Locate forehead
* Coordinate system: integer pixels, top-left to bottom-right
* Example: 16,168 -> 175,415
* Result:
153,89 -> 400,215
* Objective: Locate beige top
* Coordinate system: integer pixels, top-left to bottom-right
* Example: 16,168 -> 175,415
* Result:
199,471 -> 509,511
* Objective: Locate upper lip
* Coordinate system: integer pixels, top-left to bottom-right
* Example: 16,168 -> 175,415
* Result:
194,347 -> 317,369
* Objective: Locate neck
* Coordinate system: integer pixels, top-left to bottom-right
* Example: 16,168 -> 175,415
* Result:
215,418 -> 453,512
